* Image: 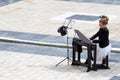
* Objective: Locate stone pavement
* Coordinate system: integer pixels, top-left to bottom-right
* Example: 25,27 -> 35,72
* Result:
61,0 -> 120,5
0,39 -> 120,80
0,30 -> 120,53
0,0 -> 120,41
0,0 -> 120,80
0,0 -> 21,7
0,50 -> 120,80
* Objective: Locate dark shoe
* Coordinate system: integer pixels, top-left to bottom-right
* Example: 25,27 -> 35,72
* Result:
71,61 -> 81,66
100,64 -> 110,69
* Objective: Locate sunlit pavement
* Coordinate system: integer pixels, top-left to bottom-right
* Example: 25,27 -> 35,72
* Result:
0,0 -> 120,80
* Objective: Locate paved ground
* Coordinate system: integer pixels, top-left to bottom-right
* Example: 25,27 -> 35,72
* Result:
0,37 -> 120,80
0,0 -> 21,7
0,0 -> 120,41
0,0 -> 120,80
0,50 -> 120,80
0,41 -> 120,62
61,0 -> 120,5
0,30 -> 120,48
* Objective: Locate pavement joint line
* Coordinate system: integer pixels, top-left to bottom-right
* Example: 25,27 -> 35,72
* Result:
0,37 -> 120,53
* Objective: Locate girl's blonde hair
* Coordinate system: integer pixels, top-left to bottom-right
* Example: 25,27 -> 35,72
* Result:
99,16 -> 109,25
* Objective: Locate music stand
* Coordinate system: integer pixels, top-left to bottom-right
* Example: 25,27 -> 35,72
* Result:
56,19 -> 74,66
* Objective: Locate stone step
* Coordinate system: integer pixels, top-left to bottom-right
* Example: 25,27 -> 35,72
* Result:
0,37 -> 120,53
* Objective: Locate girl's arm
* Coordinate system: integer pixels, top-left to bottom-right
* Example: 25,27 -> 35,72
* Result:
90,31 -> 99,40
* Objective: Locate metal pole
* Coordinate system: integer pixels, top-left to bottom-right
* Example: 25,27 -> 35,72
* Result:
67,30 -> 69,65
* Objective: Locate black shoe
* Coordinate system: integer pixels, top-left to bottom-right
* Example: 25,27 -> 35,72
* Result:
71,61 -> 81,66
100,64 -> 110,69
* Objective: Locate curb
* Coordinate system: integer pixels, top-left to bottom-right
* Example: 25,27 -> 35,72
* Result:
0,37 -> 120,53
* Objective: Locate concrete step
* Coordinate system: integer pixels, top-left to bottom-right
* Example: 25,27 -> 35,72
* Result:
0,37 -> 120,53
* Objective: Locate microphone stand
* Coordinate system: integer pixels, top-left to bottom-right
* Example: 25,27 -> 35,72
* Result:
56,19 -> 73,66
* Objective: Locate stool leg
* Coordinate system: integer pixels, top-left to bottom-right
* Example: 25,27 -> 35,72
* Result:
78,52 -> 81,62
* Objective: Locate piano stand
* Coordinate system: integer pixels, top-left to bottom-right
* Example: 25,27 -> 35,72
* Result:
71,38 -> 97,72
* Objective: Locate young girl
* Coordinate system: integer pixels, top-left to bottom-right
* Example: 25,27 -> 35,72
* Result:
90,16 -> 111,68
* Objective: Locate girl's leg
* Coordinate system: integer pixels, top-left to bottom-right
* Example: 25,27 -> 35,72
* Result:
102,58 -> 106,66
101,55 -> 110,68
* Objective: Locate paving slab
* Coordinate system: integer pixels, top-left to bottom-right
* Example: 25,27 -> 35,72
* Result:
0,41 -> 120,63
0,0 -> 120,80
0,0 -> 120,41
0,50 -> 120,80
0,30 -> 120,49
60,0 -> 120,5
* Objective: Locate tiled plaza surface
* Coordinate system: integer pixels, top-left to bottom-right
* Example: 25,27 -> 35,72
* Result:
0,0 -> 120,41
0,0 -> 120,80
0,49 -> 120,80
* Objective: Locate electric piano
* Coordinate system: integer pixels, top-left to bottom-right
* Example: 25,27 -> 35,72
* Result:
72,30 -> 97,72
